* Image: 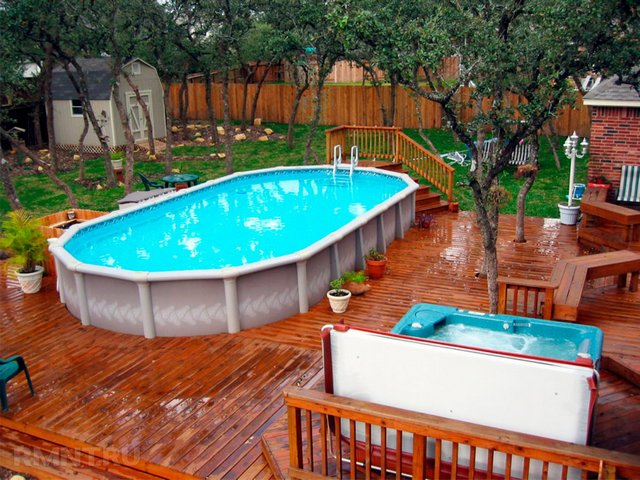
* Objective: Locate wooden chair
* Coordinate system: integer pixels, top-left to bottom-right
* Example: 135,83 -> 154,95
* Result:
0,355 -> 35,411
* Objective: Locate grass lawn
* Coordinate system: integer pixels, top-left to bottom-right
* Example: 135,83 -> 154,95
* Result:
0,123 -> 587,220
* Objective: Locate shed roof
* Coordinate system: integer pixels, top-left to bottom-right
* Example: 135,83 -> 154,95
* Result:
52,58 -> 114,101
583,75 -> 640,107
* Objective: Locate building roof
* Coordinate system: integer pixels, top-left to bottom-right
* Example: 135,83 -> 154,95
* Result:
583,75 -> 640,107
52,58 -> 114,101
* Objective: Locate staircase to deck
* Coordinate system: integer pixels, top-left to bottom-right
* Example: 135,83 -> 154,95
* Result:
326,126 -> 455,218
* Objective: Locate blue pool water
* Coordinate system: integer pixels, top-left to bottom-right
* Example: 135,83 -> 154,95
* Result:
64,168 -> 408,271
392,303 -> 603,365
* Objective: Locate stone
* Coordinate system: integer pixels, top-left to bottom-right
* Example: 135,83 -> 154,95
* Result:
176,144 -> 184,147
96,184 -> 103,190
234,133 -> 247,141
171,126 -> 179,133
172,168 -> 180,173
253,118 -> 262,126
73,154 -> 81,161
148,154 -> 157,161
118,181 -> 125,187
258,135 -> 269,142
209,153 -> 218,158
218,153 -> 226,159
235,127 -> 240,132
187,124 -> 197,130
38,149 -> 48,154
194,132 -> 202,138
264,128 -> 274,135
23,158 -> 32,165
36,166 -> 44,172
217,126 -> 225,135
194,137 -> 206,143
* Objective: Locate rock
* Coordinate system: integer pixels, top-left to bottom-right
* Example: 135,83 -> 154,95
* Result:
148,154 -> 157,161
217,153 -> 226,159
253,118 -> 262,126
264,128 -> 274,135
36,166 -> 44,172
118,181 -> 125,187
217,126 -> 225,135
258,135 -> 269,142
176,144 -> 184,147
234,133 -> 247,141
194,137 -> 206,143
171,168 -> 180,173
73,154 -> 81,161
38,149 -> 48,154
194,132 -> 202,138
187,124 -> 197,130
234,127 -> 240,132
171,126 -> 180,133
23,158 -> 32,165
209,153 -> 218,158
96,184 -> 103,190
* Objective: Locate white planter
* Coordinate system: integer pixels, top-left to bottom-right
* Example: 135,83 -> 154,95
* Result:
17,266 -> 44,294
327,289 -> 351,313
558,203 -> 580,225
111,159 -> 123,170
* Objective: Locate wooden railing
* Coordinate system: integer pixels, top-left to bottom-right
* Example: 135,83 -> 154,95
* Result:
497,276 -> 556,319
285,387 -> 640,480
325,126 -> 455,202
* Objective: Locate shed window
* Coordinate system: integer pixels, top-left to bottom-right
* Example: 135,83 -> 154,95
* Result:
131,62 -> 141,75
70,99 -> 83,117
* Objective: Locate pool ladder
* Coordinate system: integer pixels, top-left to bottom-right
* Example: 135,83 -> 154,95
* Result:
333,145 -> 359,176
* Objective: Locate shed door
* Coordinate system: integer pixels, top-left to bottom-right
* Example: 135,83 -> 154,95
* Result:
126,92 -> 151,142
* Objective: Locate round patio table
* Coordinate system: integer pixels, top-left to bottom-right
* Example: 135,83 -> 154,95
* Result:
162,173 -> 199,188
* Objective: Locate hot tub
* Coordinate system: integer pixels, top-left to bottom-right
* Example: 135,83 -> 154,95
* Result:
50,166 -> 417,338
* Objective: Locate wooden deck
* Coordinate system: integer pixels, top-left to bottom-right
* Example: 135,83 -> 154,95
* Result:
1,212 -> 640,478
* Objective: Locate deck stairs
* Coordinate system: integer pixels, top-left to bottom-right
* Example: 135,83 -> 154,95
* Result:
358,160 -> 450,215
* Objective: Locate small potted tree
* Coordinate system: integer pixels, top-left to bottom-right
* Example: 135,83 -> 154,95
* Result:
0,210 -> 49,293
364,248 -> 387,279
327,277 -> 351,313
342,270 -> 371,295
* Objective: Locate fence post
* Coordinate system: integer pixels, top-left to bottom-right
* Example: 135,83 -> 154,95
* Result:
288,405 -> 304,469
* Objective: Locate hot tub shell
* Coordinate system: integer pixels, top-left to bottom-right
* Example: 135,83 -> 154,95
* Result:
50,166 -> 417,338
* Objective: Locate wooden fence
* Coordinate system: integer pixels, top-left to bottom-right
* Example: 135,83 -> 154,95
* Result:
169,83 -> 590,137
285,387 -> 640,480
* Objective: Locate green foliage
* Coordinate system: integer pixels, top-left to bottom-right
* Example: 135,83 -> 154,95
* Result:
364,248 -> 386,261
329,277 -> 344,290
0,210 -> 48,273
342,270 -> 367,284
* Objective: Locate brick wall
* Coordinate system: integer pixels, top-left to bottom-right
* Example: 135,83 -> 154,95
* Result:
588,106 -> 640,193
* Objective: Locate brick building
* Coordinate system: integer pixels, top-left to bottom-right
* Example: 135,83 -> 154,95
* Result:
583,76 -> 640,194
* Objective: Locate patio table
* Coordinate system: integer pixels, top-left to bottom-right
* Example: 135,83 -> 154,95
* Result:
162,173 -> 199,188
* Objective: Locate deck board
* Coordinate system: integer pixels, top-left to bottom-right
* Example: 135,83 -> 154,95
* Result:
1,212 -> 640,479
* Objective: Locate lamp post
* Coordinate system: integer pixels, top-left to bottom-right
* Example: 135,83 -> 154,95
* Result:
558,131 -> 588,224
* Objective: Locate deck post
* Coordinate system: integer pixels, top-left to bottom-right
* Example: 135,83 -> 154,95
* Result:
136,281 -> 156,339
355,228 -> 364,270
376,214 -> 386,253
224,277 -> 241,333
296,260 -> 309,313
73,272 -> 91,326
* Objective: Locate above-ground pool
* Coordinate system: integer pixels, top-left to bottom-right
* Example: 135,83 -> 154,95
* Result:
51,166 -> 417,337
391,303 -> 603,368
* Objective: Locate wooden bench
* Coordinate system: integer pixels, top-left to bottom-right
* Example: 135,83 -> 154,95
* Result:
578,200 -> 640,250
498,250 -> 640,322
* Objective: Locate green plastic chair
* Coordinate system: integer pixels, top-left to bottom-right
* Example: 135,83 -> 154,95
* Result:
137,172 -> 164,191
0,355 -> 35,412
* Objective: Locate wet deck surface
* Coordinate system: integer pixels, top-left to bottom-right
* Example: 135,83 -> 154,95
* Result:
1,212 -> 639,478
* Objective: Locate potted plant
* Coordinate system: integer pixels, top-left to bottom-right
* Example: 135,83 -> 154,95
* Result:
110,151 -> 124,170
0,210 -> 48,293
342,270 -> 371,295
364,248 -> 387,279
327,277 -> 351,313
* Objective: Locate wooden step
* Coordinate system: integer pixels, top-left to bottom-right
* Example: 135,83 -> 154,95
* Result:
416,200 -> 450,215
603,354 -> 640,389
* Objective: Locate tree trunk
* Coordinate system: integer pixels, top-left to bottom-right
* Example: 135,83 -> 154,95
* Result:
1,128 -> 78,208
0,145 -> 22,210
544,121 -> 561,169
111,60 -> 137,194
204,73 -> 219,143
388,76 -> 398,126
239,62 -> 256,131
287,85 -> 308,149
221,70 -> 234,174
179,73 -> 189,140
124,71 -> 155,156
62,60 -> 116,187
162,77 -> 174,174
304,78 -> 326,165
32,101 -> 43,147
43,44 -> 58,171
250,62 -> 272,126
413,94 -> 439,154
515,136 -> 539,243
78,111 -> 89,182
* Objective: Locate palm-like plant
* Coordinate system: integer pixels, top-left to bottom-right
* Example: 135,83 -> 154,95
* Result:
0,210 -> 48,274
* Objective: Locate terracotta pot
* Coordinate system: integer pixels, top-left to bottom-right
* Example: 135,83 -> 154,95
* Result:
449,202 -> 460,213
343,281 -> 371,295
366,259 -> 387,279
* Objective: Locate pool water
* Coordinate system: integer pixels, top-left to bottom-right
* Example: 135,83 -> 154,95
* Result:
428,323 -> 579,361
64,169 -> 407,271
